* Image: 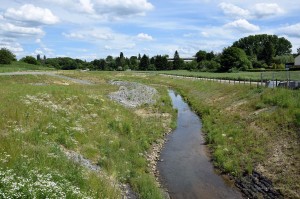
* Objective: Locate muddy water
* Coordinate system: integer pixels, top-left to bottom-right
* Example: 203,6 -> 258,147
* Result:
158,90 -> 242,199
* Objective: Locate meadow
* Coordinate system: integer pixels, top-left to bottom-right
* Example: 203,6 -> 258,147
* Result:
60,71 -> 299,198
0,69 -> 299,198
0,61 -> 53,73
0,73 -> 175,198
149,70 -> 300,81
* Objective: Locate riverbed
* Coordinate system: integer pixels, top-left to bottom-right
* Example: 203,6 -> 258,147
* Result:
158,90 -> 242,199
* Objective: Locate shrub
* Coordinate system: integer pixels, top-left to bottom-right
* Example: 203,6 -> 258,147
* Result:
0,48 -> 16,64
20,56 -> 38,65
198,60 -> 220,72
220,47 -> 252,72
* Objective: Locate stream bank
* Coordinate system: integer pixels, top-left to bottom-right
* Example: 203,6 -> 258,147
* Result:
158,90 -> 242,199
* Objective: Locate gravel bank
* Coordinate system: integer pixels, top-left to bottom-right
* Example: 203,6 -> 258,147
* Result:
108,81 -> 158,108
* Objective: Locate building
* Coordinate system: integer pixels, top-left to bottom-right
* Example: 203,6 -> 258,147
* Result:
295,55 -> 300,67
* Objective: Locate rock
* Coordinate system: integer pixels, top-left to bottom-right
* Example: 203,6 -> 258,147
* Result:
108,81 -> 158,108
235,171 -> 283,199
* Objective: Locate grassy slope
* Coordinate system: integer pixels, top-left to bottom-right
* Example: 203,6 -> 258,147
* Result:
148,74 -> 299,198
150,70 -> 300,81
61,71 -> 300,198
0,61 -> 53,73
1,70 -> 298,198
0,73 -> 175,198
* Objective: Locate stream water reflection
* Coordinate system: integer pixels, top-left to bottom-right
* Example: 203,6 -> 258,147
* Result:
158,90 -> 242,199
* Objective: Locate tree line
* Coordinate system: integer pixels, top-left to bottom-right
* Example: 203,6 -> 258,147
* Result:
1,34 -> 299,72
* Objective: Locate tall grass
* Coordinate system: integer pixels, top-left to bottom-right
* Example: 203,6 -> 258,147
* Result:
0,61 -> 53,73
143,74 -> 299,198
149,70 -> 300,81
0,73 -> 175,198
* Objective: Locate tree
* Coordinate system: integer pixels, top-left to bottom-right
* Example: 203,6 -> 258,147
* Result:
154,55 -> 168,70
206,51 -> 215,61
20,56 -> 38,65
116,52 -> 125,68
120,52 -> 124,59
173,50 -> 184,70
232,34 -> 292,65
37,54 -> 41,61
297,48 -> 300,55
129,56 -> 138,70
92,59 -> 106,70
139,54 -> 150,70
220,47 -> 252,72
106,55 -> 116,70
195,50 -> 207,62
262,41 -> 275,66
0,48 -> 16,64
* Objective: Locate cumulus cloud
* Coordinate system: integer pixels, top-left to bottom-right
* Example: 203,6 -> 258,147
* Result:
79,0 -> 94,13
253,3 -> 284,18
219,2 -> 284,19
278,23 -> 300,38
4,4 -> 59,25
104,43 -> 136,50
224,19 -> 260,32
33,0 -> 153,20
137,33 -> 153,41
63,28 -> 115,40
0,22 -> 44,37
93,0 -> 154,16
0,38 -> 24,54
219,3 -> 250,19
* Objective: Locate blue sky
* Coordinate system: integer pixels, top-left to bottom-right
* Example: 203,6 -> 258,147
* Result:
0,0 -> 300,60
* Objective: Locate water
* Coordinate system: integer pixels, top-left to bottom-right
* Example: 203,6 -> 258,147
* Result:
158,90 -> 242,199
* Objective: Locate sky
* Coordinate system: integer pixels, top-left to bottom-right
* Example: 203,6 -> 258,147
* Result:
0,0 -> 299,60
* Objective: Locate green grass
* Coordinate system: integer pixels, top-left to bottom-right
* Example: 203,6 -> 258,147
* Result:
2,70 -> 299,198
71,71 -> 298,199
0,61 -> 53,73
0,73 -> 175,198
149,70 -> 300,81
140,74 -> 299,199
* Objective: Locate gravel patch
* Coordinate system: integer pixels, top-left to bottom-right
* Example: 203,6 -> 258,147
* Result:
108,81 -> 158,108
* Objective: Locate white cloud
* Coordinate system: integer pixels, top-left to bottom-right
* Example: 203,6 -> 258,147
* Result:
93,0 -> 154,16
104,43 -> 136,50
278,23 -> 300,38
253,3 -> 284,18
31,0 -> 153,21
0,38 -> 24,54
224,19 -> 260,32
63,28 -> 115,40
137,33 -> 153,41
4,4 -> 59,25
219,3 -> 250,19
0,22 -> 44,37
79,0 -> 94,13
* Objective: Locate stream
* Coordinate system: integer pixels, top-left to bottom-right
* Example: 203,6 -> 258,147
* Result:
158,90 -> 243,199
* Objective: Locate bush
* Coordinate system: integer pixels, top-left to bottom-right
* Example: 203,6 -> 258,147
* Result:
220,47 -> 252,72
0,48 -> 16,64
198,60 -> 220,72
20,56 -> 38,65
